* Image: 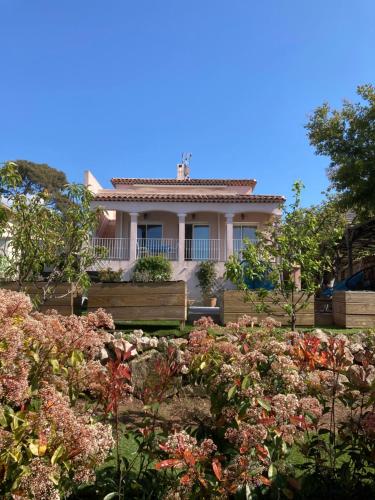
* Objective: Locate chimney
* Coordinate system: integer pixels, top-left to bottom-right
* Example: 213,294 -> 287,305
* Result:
176,163 -> 184,180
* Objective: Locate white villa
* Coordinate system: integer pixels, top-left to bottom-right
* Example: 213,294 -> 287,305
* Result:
86,165 -> 284,299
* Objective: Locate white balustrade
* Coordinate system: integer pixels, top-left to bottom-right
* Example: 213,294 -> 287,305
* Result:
184,239 -> 221,261
136,238 -> 178,260
91,238 -> 129,260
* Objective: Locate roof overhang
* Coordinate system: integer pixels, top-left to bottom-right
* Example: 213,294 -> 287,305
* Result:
91,198 -> 283,216
111,178 -> 257,187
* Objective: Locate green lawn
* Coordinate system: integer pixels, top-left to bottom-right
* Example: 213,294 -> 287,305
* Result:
114,320 -> 369,338
114,320 -> 194,337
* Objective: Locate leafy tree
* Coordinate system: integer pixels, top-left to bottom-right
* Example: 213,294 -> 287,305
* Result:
51,183 -> 105,297
306,84 -> 375,221
0,162 -> 104,311
0,159 -> 69,209
225,182 -> 346,330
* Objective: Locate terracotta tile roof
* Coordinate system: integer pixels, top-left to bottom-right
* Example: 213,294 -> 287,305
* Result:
94,192 -> 285,203
111,178 -> 257,187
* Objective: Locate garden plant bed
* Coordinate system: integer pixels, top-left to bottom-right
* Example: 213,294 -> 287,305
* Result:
2,285 -> 375,500
88,281 -> 187,329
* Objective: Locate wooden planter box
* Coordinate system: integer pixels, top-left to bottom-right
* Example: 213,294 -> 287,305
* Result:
87,281 -> 187,328
315,297 -> 333,326
0,282 -> 80,316
221,290 -> 314,326
333,291 -> 375,328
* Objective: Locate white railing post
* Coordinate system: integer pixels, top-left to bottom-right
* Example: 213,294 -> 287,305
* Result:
178,213 -> 186,263
90,238 -> 130,260
225,214 -> 234,260
129,213 -> 138,261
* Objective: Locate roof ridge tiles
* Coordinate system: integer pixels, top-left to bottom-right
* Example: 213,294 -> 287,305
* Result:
111,178 -> 257,186
94,192 -> 285,203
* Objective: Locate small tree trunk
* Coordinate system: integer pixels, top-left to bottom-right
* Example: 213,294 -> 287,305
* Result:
70,284 -> 74,315
291,310 -> 296,331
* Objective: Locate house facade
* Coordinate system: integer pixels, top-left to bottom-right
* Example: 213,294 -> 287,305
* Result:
86,166 -> 284,299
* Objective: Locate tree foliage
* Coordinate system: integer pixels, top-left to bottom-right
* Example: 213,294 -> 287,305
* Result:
0,159 -> 69,209
306,84 -> 375,220
0,162 -> 104,307
225,182 -> 346,330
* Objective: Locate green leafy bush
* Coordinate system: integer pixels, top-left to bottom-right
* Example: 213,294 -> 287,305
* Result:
98,267 -> 123,282
132,255 -> 172,282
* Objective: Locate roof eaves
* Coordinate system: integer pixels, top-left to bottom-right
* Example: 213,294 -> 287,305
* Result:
110,178 -> 257,187
94,192 -> 285,203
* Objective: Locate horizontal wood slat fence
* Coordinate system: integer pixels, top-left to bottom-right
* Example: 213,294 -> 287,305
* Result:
0,282 -> 80,316
221,290 -> 314,326
333,291 -> 375,328
4,282 -> 375,329
314,297 -> 333,326
87,281 -> 187,329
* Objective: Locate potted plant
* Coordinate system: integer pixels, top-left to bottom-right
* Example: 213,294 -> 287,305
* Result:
196,261 -> 218,306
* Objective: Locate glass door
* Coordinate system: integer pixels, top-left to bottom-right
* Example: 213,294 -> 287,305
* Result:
233,225 -> 256,256
192,225 -> 210,260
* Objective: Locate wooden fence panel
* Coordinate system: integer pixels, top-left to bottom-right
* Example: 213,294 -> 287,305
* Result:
87,281 -> 187,326
221,290 -> 314,326
315,297 -> 333,326
0,282 -> 79,316
333,291 -> 375,328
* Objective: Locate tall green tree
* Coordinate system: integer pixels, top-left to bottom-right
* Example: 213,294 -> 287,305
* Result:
0,162 -> 104,310
225,182 -> 346,330
0,159 -> 69,209
306,84 -> 375,221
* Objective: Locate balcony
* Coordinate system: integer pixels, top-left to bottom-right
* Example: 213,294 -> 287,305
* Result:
184,239 -> 221,261
91,237 -> 130,260
136,238 -> 178,260
91,237 -> 225,261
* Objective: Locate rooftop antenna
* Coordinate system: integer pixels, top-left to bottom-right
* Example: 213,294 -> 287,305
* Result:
181,152 -> 192,179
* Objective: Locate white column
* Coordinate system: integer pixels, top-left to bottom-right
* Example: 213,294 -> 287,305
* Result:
178,213 -> 186,263
129,212 -> 138,261
115,211 -> 122,238
225,214 -> 234,259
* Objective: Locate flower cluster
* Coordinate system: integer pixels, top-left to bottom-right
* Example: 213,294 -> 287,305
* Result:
0,289 -> 123,499
157,316 -> 375,498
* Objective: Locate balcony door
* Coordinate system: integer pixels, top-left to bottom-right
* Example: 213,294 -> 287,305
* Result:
137,224 -> 163,257
185,224 -> 210,260
233,224 -> 257,256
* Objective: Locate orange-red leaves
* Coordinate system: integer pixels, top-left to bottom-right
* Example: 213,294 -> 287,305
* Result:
212,458 -> 223,481
155,458 -> 184,470
183,449 -> 196,467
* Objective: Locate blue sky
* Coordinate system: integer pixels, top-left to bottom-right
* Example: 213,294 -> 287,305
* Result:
1,0 -> 374,205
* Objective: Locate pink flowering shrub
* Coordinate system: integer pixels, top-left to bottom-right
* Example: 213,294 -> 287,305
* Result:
156,316 -> 375,498
0,289 -> 124,499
